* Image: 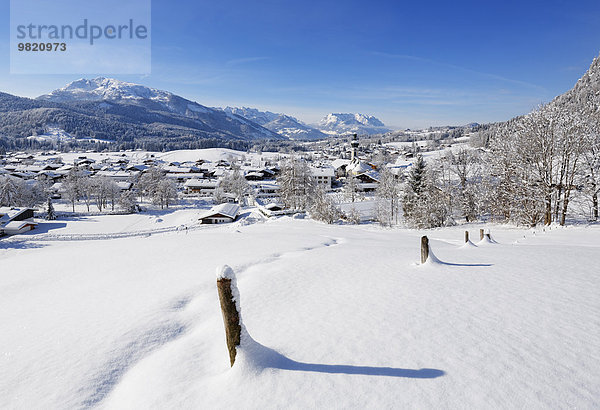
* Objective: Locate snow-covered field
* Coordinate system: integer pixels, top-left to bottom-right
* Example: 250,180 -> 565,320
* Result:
1,213 -> 599,408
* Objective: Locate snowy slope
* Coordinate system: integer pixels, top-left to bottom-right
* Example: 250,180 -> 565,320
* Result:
1,218 -> 599,408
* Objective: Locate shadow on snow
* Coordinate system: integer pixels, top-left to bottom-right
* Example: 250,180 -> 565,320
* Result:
240,332 -> 445,379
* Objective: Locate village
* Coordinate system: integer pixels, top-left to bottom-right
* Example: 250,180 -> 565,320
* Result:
0,135 -> 420,235
0,133 -> 451,237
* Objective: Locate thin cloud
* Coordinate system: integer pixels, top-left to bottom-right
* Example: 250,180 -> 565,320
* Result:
225,57 -> 269,67
372,51 -> 547,92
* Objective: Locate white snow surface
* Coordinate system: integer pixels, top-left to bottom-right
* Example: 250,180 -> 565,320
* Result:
1,216 -> 599,408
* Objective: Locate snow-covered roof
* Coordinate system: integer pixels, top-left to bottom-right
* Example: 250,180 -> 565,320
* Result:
3,220 -> 37,230
166,173 -> 202,179
357,170 -> 380,182
244,171 -> 265,178
331,159 -> 351,169
184,179 -> 219,188
311,167 -> 335,177
95,170 -> 132,178
346,159 -> 372,175
0,207 -> 34,222
199,203 -> 240,220
116,181 -> 133,190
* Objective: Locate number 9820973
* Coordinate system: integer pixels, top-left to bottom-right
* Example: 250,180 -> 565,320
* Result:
17,43 -> 67,51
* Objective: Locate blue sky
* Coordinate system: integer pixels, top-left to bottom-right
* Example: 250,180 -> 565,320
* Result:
1,0 -> 599,128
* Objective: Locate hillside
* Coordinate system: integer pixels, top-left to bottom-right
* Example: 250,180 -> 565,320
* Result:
551,55 -> 600,115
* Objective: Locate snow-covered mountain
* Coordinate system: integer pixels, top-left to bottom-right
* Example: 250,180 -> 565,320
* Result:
38,78 -> 174,104
223,107 -> 327,140
36,78 -> 282,141
316,113 -> 391,135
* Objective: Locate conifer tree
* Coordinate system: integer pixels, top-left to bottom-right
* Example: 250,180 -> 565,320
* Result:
46,197 -> 56,220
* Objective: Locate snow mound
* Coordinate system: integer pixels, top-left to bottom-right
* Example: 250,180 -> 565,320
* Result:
477,235 -> 498,245
421,247 -> 443,266
459,240 -> 478,248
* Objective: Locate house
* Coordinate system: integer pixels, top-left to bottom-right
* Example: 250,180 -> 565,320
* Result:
166,173 -> 203,183
311,167 -> 335,191
184,179 -> 220,195
2,220 -> 38,235
0,207 -> 35,223
331,159 -> 351,178
0,207 -> 37,236
198,203 -> 240,224
244,171 -> 267,181
356,170 -> 380,184
257,201 -> 293,217
252,182 -> 281,199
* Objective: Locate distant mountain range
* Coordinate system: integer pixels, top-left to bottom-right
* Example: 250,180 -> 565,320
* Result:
222,107 -> 392,138
0,77 -> 392,151
317,113 -> 391,135
222,107 -> 327,140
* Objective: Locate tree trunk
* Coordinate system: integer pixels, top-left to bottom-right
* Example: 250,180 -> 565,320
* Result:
593,188 -> 598,221
544,194 -> 552,226
560,197 -> 570,226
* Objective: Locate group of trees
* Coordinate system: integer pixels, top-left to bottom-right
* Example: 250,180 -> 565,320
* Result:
395,101 -> 599,228
476,101 -> 600,226
135,167 -> 178,209
277,158 -> 340,223
215,165 -> 252,205
62,167 -> 133,212
0,175 -> 46,208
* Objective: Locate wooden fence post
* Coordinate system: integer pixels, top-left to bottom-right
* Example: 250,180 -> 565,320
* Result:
216,266 -> 242,367
479,228 -> 484,240
421,235 -> 429,264
464,231 -> 469,243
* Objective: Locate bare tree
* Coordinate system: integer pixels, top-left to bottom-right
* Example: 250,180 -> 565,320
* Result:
63,166 -> 83,212
153,179 -> 178,209
221,165 -> 251,205
310,186 -> 340,224
118,190 -> 138,213
444,148 -> 481,222
277,158 -> 315,211
376,166 -> 401,226
342,175 -> 362,203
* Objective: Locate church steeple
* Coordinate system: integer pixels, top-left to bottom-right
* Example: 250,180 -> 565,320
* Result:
350,133 -> 359,161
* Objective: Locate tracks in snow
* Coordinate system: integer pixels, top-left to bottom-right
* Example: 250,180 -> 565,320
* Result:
77,236 -> 344,407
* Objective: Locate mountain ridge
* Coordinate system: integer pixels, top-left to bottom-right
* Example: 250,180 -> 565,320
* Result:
316,113 -> 391,135
222,106 -> 327,140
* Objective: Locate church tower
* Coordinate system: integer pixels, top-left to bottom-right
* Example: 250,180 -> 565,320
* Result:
350,133 -> 359,161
